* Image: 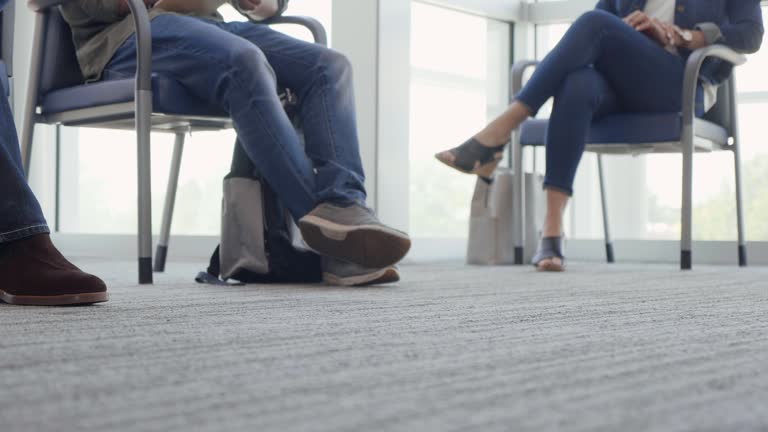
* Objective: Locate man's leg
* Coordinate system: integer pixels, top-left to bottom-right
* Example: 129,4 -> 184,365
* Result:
221,21 -> 366,206
104,15 -> 409,270
105,15 -> 318,219
220,21 -> 409,269
0,93 -> 107,305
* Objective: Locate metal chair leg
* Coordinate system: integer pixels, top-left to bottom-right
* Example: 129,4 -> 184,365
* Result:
512,130 -> 525,264
21,13 -> 45,177
681,131 -> 694,271
597,154 -> 614,263
136,91 -> 154,284
154,132 -> 185,273
733,140 -> 747,267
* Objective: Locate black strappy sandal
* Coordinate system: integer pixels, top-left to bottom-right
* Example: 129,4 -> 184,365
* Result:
532,236 -> 566,272
435,137 -> 507,175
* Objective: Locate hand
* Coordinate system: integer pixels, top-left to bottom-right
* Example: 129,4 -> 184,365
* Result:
623,11 -> 671,47
238,0 -> 263,10
239,0 -> 279,19
659,22 -> 685,47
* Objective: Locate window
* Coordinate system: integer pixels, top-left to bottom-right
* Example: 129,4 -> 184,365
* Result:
409,1 -> 510,239
58,0 -> 332,235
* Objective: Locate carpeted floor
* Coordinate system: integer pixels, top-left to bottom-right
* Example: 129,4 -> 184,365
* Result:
1,260 -> 766,432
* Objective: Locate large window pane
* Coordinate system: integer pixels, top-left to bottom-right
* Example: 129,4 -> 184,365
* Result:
409,2 -> 510,238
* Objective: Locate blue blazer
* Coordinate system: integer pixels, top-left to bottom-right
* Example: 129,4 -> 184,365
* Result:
594,0 -> 764,84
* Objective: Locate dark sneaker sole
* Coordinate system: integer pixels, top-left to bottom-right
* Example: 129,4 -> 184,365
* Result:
298,216 -> 411,269
323,267 -> 400,287
0,290 -> 109,306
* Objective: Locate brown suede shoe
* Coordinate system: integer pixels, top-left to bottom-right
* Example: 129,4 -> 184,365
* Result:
0,234 -> 108,306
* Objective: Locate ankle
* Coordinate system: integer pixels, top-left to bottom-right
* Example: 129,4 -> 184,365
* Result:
474,130 -> 509,148
541,220 -> 563,238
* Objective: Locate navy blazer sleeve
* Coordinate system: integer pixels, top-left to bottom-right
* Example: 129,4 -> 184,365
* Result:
720,0 -> 764,54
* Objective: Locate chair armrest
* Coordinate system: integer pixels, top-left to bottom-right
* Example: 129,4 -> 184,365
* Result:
681,45 -> 746,127
124,0 -> 153,92
1,0 -> 14,75
253,15 -> 328,47
510,60 -> 539,101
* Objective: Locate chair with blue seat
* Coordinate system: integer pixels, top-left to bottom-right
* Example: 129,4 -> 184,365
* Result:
510,45 -> 748,270
23,0 -> 328,284
1,0 -> 14,98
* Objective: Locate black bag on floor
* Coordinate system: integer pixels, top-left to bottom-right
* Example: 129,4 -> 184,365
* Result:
196,142 -> 322,285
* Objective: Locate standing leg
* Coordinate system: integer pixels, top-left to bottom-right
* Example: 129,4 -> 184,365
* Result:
0,87 -> 107,305
154,132 -> 185,273
533,67 -> 619,271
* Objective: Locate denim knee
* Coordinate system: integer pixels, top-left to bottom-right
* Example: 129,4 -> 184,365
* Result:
572,9 -> 622,32
316,49 -> 352,81
228,43 -> 277,88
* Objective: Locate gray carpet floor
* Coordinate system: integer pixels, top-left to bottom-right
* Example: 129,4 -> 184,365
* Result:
0,260 -> 767,432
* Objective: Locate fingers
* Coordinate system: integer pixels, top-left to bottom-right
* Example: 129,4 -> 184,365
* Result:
635,19 -> 653,32
239,0 -> 261,10
623,11 -> 645,28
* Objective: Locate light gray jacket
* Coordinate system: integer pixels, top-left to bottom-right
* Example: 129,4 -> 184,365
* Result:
60,0 -> 289,81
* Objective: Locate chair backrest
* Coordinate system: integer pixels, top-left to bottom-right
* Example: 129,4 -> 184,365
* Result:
702,77 -> 737,139
38,7 -> 84,96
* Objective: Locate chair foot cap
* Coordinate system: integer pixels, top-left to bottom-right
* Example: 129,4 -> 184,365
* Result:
681,250 -> 692,270
139,257 -> 153,284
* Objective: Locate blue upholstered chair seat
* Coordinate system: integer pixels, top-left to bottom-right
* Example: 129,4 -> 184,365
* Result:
40,74 -> 227,118
0,60 -> 8,97
519,113 -> 729,148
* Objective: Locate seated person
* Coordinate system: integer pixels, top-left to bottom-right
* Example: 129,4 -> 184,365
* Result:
0,82 -> 107,305
436,0 -> 763,272
60,0 -> 411,286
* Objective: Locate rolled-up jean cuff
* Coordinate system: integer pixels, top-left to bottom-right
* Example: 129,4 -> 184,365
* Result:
543,181 -> 573,197
0,224 -> 50,243
514,94 -> 543,118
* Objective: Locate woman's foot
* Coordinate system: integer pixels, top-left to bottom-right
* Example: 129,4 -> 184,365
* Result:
532,236 -> 566,272
0,234 -> 108,306
435,137 -> 507,175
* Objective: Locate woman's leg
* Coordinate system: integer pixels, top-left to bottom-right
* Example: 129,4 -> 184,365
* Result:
536,68 -> 619,270
470,9 -> 686,151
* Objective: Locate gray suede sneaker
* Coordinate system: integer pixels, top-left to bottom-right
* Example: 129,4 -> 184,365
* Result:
322,257 -> 400,287
298,203 -> 411,269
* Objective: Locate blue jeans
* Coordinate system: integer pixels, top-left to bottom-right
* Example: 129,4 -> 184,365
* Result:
0,94 -> 49,243
104,15 -> 367,219
516,10 -> 704,195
